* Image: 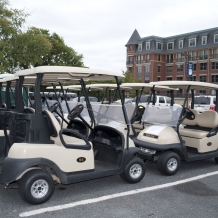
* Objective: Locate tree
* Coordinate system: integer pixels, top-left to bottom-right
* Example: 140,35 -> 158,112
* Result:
121,70 -> 141,83
0,0 -> 28,73
37,30 -> 84,67
0,0 -> 84,73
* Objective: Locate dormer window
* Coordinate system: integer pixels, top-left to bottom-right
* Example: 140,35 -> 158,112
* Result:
202,36 -> 207,45
214,34 -> 218,43
179,40 -> 183,49
167,42 -> 174,50
146,42 -> 150,50
189,38 -> 196,47
138,43 -> 142,51
156,42 -> 162,50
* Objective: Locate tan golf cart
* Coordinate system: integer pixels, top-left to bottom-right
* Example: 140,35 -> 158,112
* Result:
132,81 -> 218,176
0,66 -> 146,205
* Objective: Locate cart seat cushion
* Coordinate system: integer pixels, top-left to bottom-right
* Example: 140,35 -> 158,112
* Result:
197,111 -> 218,128
43,110 -> 61,137
179,128 -> 208,139
182,109 -> 199,126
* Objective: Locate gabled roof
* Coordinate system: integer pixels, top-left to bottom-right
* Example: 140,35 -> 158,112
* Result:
126,29 -> 141,46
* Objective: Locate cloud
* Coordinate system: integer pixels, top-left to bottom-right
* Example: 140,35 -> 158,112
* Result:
9,0 -> 218,72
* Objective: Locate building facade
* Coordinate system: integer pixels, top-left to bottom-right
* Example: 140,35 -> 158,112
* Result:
125,27 -> 218,95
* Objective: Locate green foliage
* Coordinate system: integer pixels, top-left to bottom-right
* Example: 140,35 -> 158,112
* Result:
121,70 -> 141,83
0,0 -> 84,73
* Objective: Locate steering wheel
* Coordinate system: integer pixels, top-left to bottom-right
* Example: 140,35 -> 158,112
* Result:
131,105 -> 145,124
68,104 -> 84,120
182,107 -> 195,120
49,102 -> 60,113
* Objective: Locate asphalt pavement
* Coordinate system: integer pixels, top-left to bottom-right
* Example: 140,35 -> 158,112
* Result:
1,159 -> 218,218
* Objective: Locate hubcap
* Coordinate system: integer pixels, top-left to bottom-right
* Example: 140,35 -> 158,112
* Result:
129,164 -> 142,179
167,158 -> 178,171
31,179 -> 49,199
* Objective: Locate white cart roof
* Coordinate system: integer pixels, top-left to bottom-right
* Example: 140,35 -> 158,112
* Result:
121,83 -> 178,91
150,81 -> 218,90
46,83 -> 132,91
15,66 -> 124,83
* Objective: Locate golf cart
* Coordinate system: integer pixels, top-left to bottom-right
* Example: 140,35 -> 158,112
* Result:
132,81 -> 218,176
0,66 -> 146,205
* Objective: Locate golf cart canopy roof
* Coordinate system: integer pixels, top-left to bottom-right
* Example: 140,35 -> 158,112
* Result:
121,83 -> 178,91
15,66 -> 124,82
150,81 -> 218,90
46,83 -> 132,91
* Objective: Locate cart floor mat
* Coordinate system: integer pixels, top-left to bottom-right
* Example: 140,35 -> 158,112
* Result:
95,161 -> 119,172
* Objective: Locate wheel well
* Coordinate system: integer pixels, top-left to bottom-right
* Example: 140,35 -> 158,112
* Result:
157,149 -> 184,160
16,165 -> 61,183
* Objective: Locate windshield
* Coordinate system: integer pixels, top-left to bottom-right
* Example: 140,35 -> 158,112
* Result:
194,96 -> 211,104
89,103 -> 128,126
142,105 -> 183,126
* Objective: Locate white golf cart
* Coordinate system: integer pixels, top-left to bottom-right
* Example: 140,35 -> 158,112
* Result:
132,81 -> 218,176
0,66 -> 146,205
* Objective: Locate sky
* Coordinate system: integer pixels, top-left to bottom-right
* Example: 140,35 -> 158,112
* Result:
8,0 -> 218,73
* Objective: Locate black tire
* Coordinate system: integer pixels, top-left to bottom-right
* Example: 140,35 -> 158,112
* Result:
157,151 -> 181,176
18,169 -> 55,205
214,157 -> 218,164
120,156 -> 145,183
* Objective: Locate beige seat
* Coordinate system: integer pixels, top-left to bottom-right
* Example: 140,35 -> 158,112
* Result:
43,110 -> 86,146
180,110 -> 218,139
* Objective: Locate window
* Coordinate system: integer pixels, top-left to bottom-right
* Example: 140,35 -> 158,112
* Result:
167,66 -> 172,72
199,90 -> 206,94
167,77 -> 172,80
200,75 -> 206,82
200,63 -> 207,70
159,97 -> 165,103
138,43 -> 142,51
189,38 -> 196,47
214,34 -> 218,43
177,77 -> 183,81
146,54 -> 149,62
156,42 -> 162,50
158,55 -> 161,61
193,64 -> 196,71
212,75 -> 218,83
129,46 -> 132,51
212,62 -> 218,69
137,66 -> 142,78
145,65 -> 150,73
202,36 -> 207,45
146,42 -> 150,50
158,66 -> 161,72
177,65 -> 183,72
167,42 -> 174,50
158,77 -> 161,81
190,76 -> 196,81
179,40 -> 183,49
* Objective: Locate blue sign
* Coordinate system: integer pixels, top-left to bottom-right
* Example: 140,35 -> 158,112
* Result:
185,62 -> 193,77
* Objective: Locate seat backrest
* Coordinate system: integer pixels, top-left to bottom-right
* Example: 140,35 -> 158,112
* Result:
182,109 -> 199,126
197,111 -> 218,128
43,110 -> 61,137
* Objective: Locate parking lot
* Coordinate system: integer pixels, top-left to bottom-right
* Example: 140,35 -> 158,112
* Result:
0,159 -> 218,218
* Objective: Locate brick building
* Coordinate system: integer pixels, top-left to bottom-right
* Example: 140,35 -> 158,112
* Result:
125,27 -> 218,95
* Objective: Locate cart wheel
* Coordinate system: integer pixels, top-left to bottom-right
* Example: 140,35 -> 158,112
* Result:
18,169 -> 55,204
214,157 -> 218,164
120,157 -> 145,183
157,151 -> 181,176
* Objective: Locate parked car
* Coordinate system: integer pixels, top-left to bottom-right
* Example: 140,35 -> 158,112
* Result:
115,98 -> 134,104
189,95 -> 216,112
132,95 -> 180,107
